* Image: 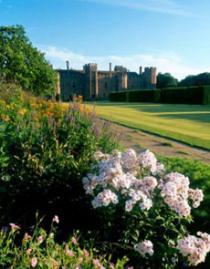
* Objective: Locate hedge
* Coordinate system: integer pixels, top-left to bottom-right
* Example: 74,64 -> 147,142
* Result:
109,86 -> 210,105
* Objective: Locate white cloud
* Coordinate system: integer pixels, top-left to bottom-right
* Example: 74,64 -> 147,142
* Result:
79,0 -> 194,17
41,46 -> 208,80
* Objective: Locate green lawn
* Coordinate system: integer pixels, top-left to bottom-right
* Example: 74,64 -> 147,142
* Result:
87,102 -> 210,150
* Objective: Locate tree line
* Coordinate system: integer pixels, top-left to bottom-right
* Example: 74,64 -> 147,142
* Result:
157,72 -> 210,89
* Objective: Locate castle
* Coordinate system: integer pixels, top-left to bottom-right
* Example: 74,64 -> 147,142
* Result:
56,62 -> 157,101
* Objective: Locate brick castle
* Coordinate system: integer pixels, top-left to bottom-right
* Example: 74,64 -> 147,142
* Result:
56,62 -> 157,100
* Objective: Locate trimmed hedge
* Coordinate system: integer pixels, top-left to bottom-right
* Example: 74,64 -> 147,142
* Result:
109,86 -> 210,105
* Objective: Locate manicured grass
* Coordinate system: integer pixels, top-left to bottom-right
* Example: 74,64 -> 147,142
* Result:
87,102 -> 210,150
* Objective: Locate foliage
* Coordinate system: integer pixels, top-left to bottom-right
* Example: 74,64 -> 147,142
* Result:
0,87 -> 119,231
82,149 -> 210,268
157,73 -> 178,88
0,217 -> 127,269
179,73 -> 210,87
1,85 -> 210,267
0,25 -> 56,96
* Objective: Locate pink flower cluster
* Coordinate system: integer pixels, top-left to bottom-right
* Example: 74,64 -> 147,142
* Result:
134,240 -> 154,257
92,189 -> 119,208
83,149 -> 204,218
83,149 -> 161,211
138,149 -> 164,175
159,172 -> 203,217
177,232 -> 210,266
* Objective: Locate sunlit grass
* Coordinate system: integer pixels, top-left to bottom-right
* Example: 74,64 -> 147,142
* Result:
86,102 -> 210,150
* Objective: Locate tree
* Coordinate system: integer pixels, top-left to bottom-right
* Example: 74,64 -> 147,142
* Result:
157,73 -> 178,89
0,25 -> 56,96
179,73 -> 210,87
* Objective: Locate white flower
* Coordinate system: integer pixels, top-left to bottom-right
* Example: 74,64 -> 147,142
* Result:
161,182 -> 177,198
138,150 -> 158,174
111,173 -> 133,190
127,189 -> 153,211
134,240 -> 154,257
188,188 -> 204,208
91,189 -> 118,208
83,149 -> 205,220
140,197 -> 153,211
159,172 -> 191,217
52,215 -> 59,224
121,148 -> 137,171
125,199 -> 135,212
140,176 -> 158,195
177,232 -> 210,266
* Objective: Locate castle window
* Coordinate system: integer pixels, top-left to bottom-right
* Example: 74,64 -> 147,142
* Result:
104,82 -> 108,89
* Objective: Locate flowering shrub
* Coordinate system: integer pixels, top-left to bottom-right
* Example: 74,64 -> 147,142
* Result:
0,87 -> 119,231
177,232 -> 210,266
160,157 -> 210,233
0,217 -> 127,269
83,149 -> 209,268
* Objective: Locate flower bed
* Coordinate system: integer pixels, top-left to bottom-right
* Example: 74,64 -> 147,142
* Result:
83,149 -> 210,268
1,84 -> 210,268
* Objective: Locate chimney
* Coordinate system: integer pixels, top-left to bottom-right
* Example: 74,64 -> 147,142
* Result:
66,61 -> 70,70
109,62 -> 112,72
139,66 -> 143,75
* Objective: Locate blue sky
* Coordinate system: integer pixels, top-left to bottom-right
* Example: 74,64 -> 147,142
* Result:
1,0 -> 210,79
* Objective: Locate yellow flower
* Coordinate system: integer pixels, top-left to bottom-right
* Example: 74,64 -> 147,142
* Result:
18,108 -> 27,116
1,114 -> 10,122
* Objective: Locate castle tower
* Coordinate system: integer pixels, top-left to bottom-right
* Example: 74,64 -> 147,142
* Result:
83,63 -> 99,99
151,67 -> 157,88
143,67 -> 157,89
116,72 -> 128,91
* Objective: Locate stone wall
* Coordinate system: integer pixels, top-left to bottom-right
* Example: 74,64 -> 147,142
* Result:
59,70 -> 85,101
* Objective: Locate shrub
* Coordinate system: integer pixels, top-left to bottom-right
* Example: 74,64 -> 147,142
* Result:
109,86 -> 210,104
128,90 -> 157,102
160,87 -> 204,104
82,149 -> 210,268
109,92 -> 127,102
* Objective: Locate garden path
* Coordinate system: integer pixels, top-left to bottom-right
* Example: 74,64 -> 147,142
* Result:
105,120 -> 210,164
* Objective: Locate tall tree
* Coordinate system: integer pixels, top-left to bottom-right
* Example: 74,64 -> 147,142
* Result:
157,73 -> 178,89
0,25 -> 56,96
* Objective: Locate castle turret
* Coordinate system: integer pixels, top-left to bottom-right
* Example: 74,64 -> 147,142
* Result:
109,63 -> 112,72
139,66 -> 143,75
66,61 -> 70,70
